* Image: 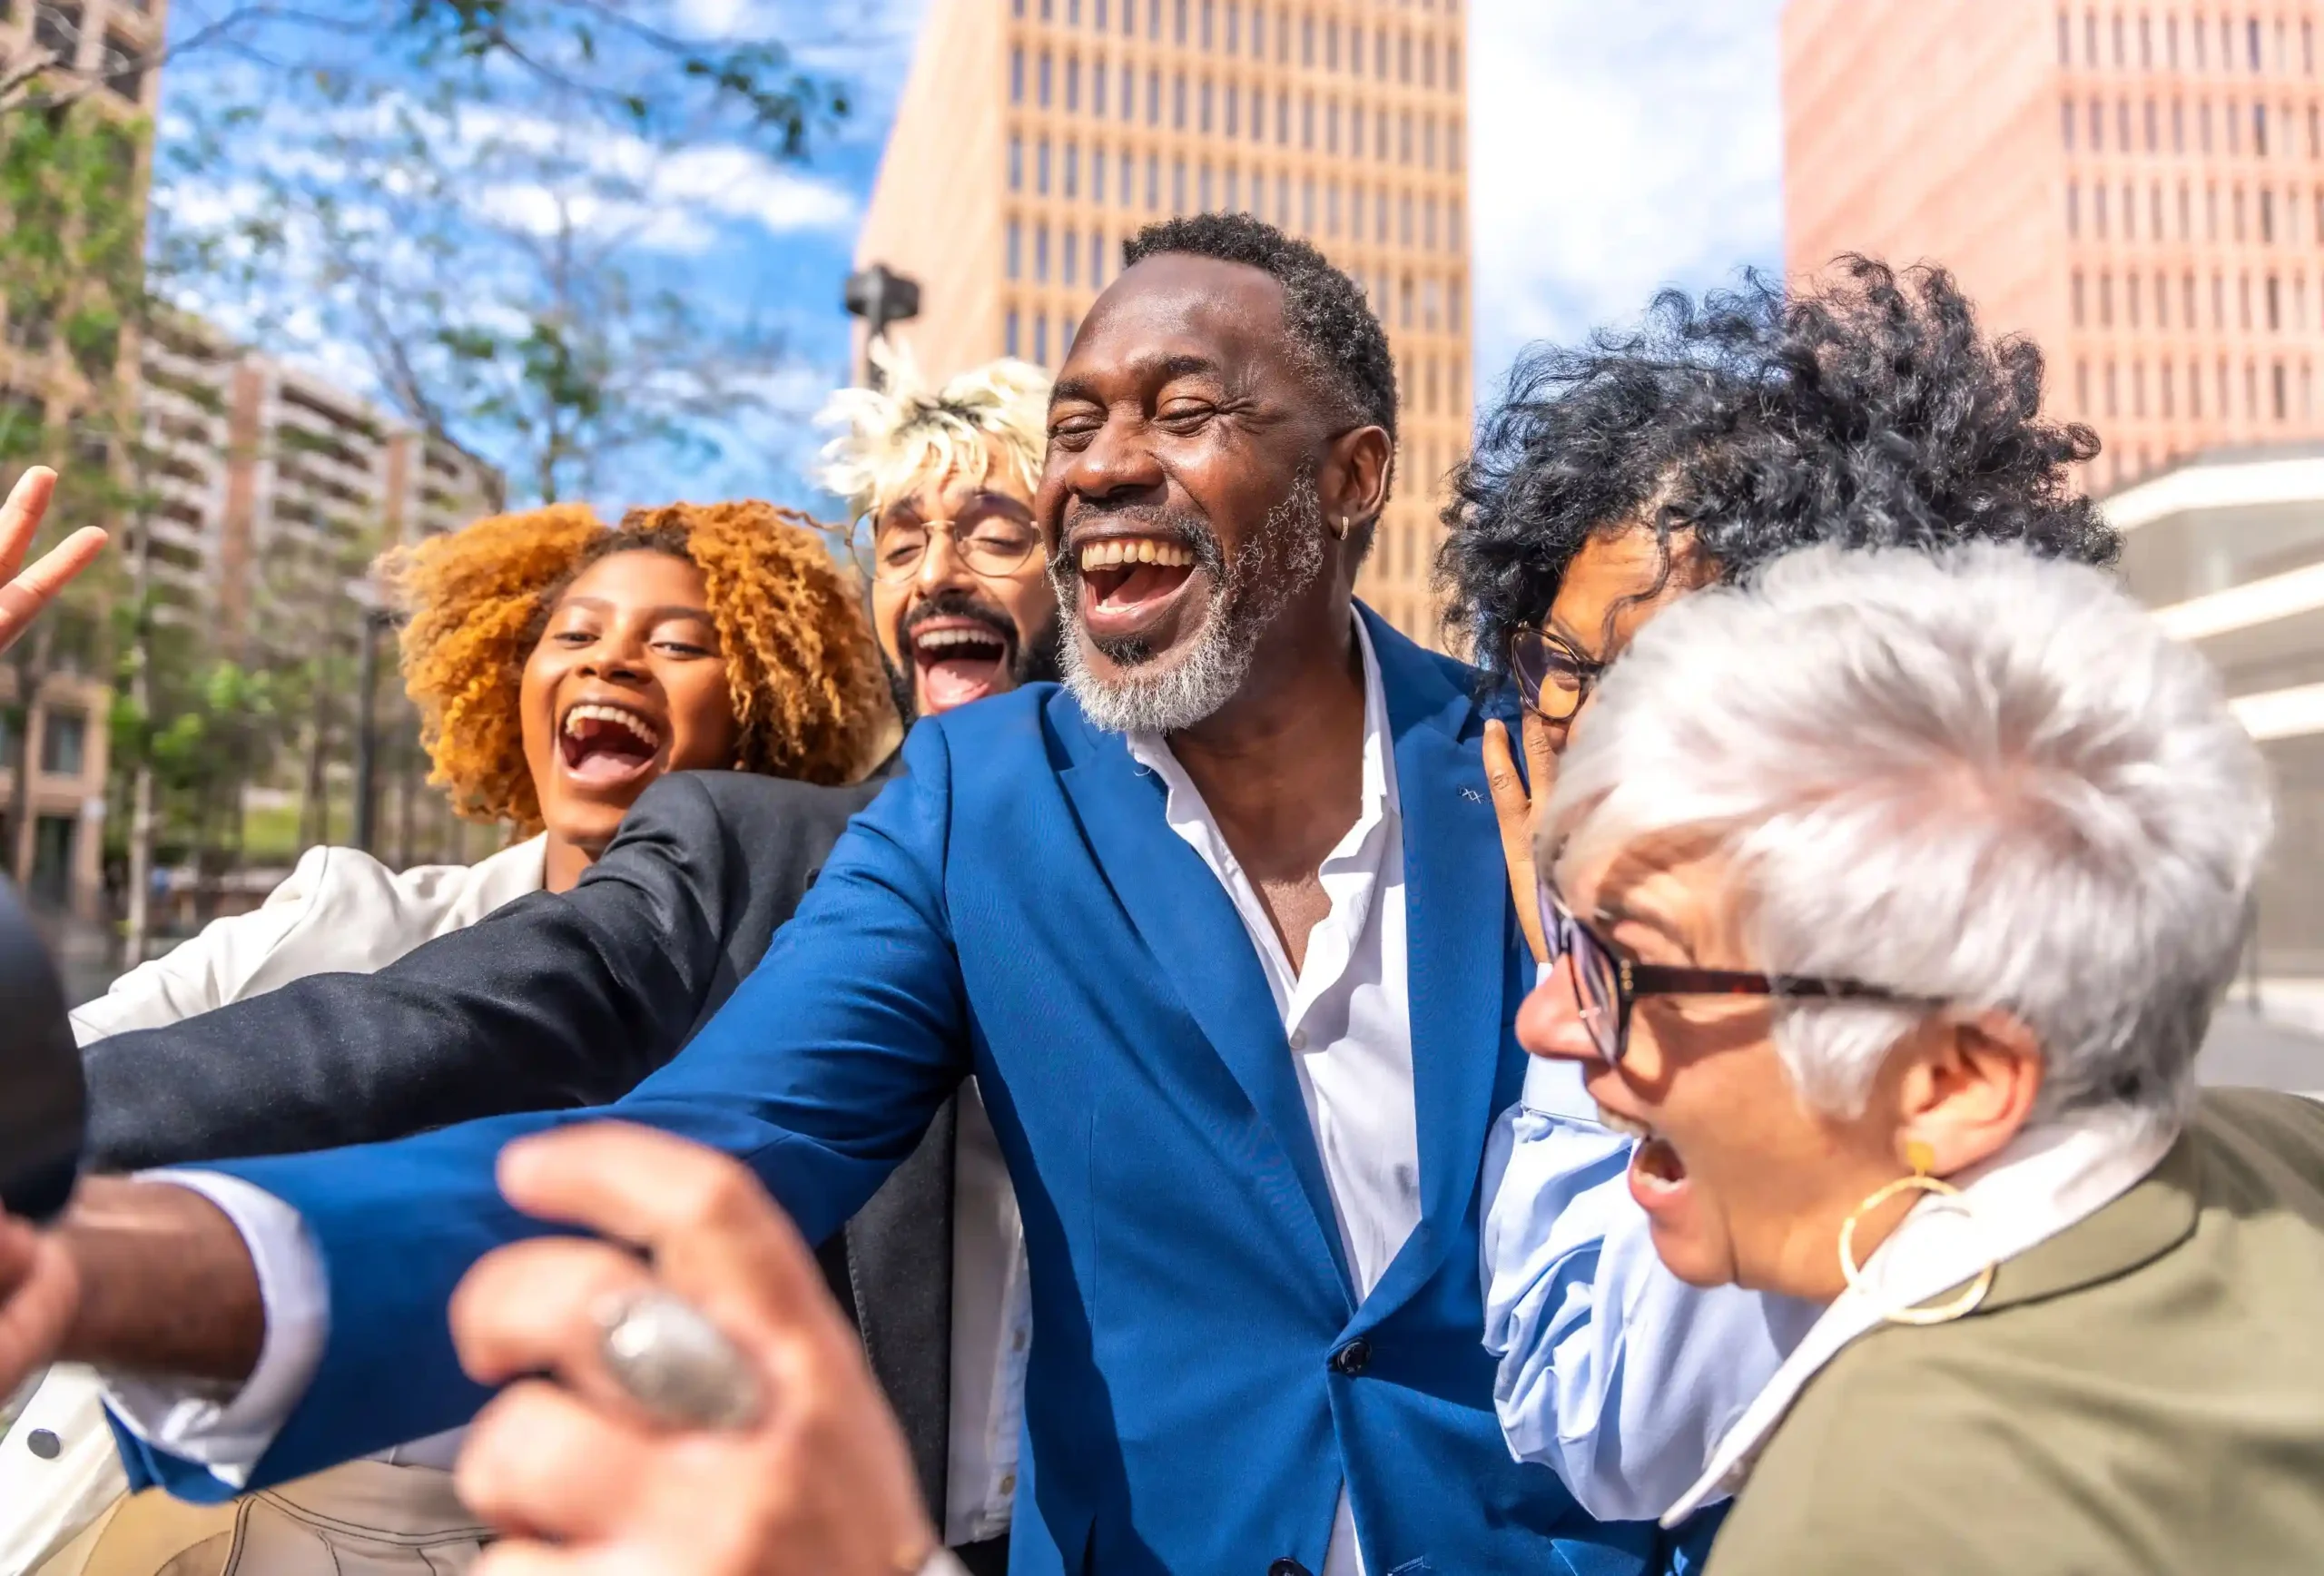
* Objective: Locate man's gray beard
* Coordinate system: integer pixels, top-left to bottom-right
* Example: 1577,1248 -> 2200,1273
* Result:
1059,488 -> 1326,735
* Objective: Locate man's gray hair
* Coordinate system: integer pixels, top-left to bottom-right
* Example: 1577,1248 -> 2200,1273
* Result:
1542,543 -> 2273,1127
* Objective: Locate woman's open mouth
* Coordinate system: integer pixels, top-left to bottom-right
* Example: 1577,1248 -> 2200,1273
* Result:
1601,1106 -> 1691,1213
1073,534 -> 1202,645
557,701 -> 664,787
909,617 -> 1015,713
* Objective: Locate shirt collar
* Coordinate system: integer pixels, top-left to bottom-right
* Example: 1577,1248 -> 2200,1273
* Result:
1660,1101 -> 2182,1526
1126,613 -> 1399,826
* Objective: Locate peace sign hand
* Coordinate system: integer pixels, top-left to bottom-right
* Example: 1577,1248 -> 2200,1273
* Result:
0,469 -> 108,656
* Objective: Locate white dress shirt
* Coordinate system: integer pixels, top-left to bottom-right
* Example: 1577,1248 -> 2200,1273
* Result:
103,617 -> 1413,1573
1127,615 -> 1415,1576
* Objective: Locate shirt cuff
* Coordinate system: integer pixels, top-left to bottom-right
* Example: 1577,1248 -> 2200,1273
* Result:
98,1169 -> 330,1490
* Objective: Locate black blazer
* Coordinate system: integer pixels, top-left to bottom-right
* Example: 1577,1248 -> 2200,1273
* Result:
81,766 -> 966,1522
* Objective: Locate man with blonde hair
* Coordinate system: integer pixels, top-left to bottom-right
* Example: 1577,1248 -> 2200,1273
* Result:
817,348 -> 1061,724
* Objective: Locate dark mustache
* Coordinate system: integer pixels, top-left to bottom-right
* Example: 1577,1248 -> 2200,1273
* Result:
898,590 -> 1018,652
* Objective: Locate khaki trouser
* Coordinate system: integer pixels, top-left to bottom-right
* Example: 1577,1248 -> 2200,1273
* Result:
35,1462 -> 488,1576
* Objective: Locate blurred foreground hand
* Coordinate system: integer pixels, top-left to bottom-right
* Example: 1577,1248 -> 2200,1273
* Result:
0,469 -> 107,655
451,1123 -> 945,1576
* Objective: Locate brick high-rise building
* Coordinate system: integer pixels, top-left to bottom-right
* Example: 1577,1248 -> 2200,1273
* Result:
856,0 -> 1472,646
1784,1 -> 2324,495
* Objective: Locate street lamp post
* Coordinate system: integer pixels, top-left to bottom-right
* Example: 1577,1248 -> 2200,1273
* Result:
843,263 -> 922,388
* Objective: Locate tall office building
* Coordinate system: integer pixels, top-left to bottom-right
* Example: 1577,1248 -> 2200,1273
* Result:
856,0 -> 1472,645
1785,1 -> 2324,495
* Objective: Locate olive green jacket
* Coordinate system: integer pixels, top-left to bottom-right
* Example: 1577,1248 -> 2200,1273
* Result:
1708,1088 -> 2324,1576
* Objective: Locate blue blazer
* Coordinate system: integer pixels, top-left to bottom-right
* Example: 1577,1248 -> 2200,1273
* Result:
127,610 -> 1682,1575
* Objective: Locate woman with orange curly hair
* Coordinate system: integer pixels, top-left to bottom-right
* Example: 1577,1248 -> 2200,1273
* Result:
11,501 -> 889,1576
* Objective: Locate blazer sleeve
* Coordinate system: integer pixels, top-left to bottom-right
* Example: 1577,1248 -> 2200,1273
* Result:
121,725 -> 971,1499
82,774 -> 763,1172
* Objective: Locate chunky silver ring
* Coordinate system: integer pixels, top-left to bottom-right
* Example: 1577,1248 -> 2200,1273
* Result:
593,1288 -> 767,1431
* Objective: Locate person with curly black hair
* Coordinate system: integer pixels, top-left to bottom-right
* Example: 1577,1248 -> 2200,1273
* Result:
1443,257 -> 2120,964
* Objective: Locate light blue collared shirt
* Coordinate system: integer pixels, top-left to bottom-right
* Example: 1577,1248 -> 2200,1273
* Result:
1479,1012 -> 1823,1524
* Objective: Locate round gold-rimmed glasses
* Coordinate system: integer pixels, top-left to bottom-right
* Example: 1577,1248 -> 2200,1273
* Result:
851,507 -> 1043,585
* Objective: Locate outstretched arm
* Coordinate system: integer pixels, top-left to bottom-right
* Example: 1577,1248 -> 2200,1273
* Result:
84,773 -> 870,1171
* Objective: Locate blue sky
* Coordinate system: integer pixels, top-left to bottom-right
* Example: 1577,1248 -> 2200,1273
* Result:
155,0 -> 1787,516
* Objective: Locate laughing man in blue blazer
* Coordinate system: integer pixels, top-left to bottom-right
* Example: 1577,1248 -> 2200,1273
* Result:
0,218 -> 1791,1574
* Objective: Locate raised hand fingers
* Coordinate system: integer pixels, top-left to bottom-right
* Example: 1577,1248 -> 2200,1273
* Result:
495,1124 -> 833,1340
0,527 -> 107,654
458,1379 -> 665,1546
449,1235 -> 655,1408
0,468 -> 56,582
1483,720 -> 1548,964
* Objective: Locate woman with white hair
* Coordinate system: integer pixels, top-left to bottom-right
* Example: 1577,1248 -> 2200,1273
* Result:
1511,542 -> 2324,1573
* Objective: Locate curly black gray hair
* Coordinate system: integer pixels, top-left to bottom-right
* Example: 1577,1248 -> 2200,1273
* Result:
1123,211 -> 1398,445
1437,256 -> 2119,672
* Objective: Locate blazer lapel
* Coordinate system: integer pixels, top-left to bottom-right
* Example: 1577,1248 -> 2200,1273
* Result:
1058,722 -> 1357,1299
1360,609 -> 1520,1316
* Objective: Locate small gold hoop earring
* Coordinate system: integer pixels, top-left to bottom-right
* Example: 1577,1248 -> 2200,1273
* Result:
1333,515 -> 1352,540
1837,1140 -> 1994,1326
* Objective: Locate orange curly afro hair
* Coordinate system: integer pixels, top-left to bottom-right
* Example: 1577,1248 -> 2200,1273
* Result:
384,500 -> 889,834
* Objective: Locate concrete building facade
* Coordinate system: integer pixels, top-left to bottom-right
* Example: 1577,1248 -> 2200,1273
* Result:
1784,0 -> 2324,496
857,0 -> 1472,645
2108,445 -> 2324,1005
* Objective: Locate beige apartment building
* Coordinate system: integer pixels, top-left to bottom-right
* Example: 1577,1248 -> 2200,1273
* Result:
1785,1 -> 2324,495
857,0 -> 1472,645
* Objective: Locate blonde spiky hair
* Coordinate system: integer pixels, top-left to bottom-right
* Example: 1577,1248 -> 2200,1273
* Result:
813,340 -> 1052,524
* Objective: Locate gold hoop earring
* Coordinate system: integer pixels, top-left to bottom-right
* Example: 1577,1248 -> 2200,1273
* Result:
1837,1140 -> 1994,1326
1333,515 -> 1352,540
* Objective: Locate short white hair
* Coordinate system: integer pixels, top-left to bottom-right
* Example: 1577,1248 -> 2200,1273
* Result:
1543,543 -> 2272,1127
812,341 -> 1051,524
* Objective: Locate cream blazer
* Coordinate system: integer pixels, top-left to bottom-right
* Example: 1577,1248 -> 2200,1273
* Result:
0,837 -> 547,1576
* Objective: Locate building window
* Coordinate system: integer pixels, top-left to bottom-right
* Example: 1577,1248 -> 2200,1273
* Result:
1301,12 -> 1314,65
2269,273 -> 2282,329
1175,0 -> 1187,44
2062,97 -> 2076,149
1038,137 -> 1051,193
1067,55 -> 1081,110
38,711 -> 84,777
2072,270 -> 2085,326
2067,180 -> 2080,236
1146,152 -> 1159,208
1006,219 -> 1022,279
30,815 -> 73,909
2057,8 -> 2071,64
2262,186 -> 2276,241
2201,99 -> 2213,153
1225,81 -> 1238,136
1326,97 -> 1338,153
1173,157 -> 1187,212
1200,77 -> 1213,132
1148,0 -> 1160,40
1011,47 -> 1025,103
2117,96 -> 2130,149
1449,281 -> 1464,334
2132,360 -> 2145,419
1423,114 -> 1437,167
1201,162 -> 1214,210
1120,148 -> 1134,202
1095,56 -> 1108,113
2076,359 -> 2091,415
1091,230 -> 1108,286
1092,144 -> 1108,202
2104,360 -> 2118,419
1278,89 -> 1291,143
2155,268 -> 2170,328
1035,223 -> 1050,282
103,32 -> 142,102
2099,271 -> 2113,327
1226,0 -> 1238,51
2095,182 -> 2108,237
1035,313 -> 1049,366
2144,97 -> 2158,151
1063,226 -> 1078,285
1226,164 -> 1240,210
2169,14 -> 2181,68
1009,135 -> 1024,190
2256,102 -> 2270,155
2173,98 -> 2185,153
2088,96 -> 2102,150
1064,140 -> 1080,197
1251,3 -> 1263,56
1147,68 -> 1161,123
2162,357 -> 2176,418
1174,72 -> 1186,128
2189,358 -> 2201,419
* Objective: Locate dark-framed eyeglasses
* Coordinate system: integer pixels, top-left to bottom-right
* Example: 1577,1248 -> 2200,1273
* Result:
1509,627 -> 1608,723
1536,878 -> 1933,1065
851,507 -> 1043,585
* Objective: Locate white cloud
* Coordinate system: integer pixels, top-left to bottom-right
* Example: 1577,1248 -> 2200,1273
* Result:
1467,0 -> 1787,393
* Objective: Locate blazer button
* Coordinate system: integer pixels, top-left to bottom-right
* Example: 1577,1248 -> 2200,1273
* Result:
1268,1561 -> 1312,1576
1329,1337 -> 1372,1376
25,1429 -> 61,1460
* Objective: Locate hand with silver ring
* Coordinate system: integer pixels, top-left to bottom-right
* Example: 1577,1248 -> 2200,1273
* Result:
448,1122 -> 942,1576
